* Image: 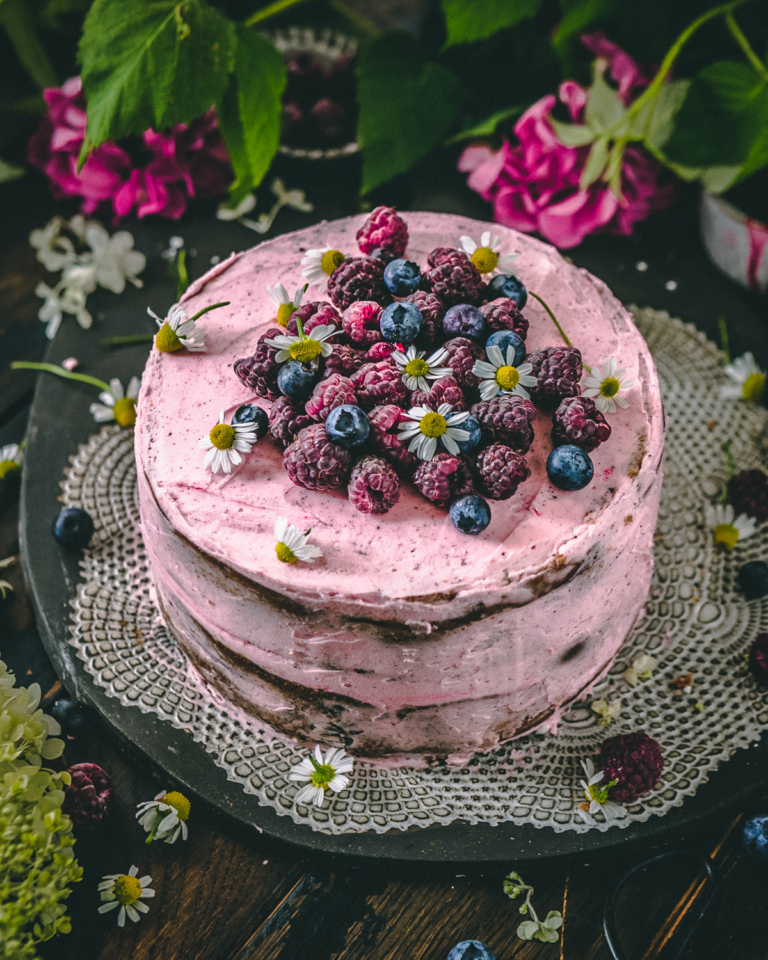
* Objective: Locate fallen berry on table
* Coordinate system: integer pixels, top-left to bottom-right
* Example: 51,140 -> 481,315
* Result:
727,468 -> 768,522
748,633 -> 768,685
63,762 -> 112,828
52,506 -> 94,551
596,732 -> 664,804
446,941 -> 497,960
743,814 -> 768,863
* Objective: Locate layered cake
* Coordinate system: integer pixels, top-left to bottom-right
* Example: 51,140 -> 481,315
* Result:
135,211 -> 665,766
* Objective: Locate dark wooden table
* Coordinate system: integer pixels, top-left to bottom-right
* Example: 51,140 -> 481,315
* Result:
2,160 -> 768,960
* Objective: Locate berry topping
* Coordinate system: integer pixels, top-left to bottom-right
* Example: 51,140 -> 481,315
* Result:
413,452 -> 473,506
364,341 -> 395,361
356,206 -> 408,257
422,249 -> 484,305
234,327 -> 283,399
410,376 -> 467,412
283,423 -> 353,491
426,247 -> 457,267
322,343 -> 367,379
403,290 -> 445,344
287,301 -> 341,336
341,300 -> 384,347
450,494 -> 491,535
749,633 -> 768,685
443,303 -> 485,341
368,404 -> 419,475
380,301 -> 423,344
737,560 -> 768,600
327,256 -> 390,309
485,329 -> 526,368
546,445 -> 594,491
348,456 -> 400,514
455,414 -> 482,453
552,396 -> 611,452
305,374 -> 357,421
447,941 -> 497,960
268,396 -> 313,448
470,395 -> 536,452
476,444 -> 531,500
727,468 -> 768,522
52,506 -> 94,551
443,336 -> 485,389
62,762 -> 112,828
325,403 -> 370,448
596,732 -> 664,804
485,273 -> 528,308
480,298 -> 529,341
351,360 -> 408,409
277,360 -> 318,401
383,258 -> 421,296
527,346 -> 583,410
232,404 -> 269,440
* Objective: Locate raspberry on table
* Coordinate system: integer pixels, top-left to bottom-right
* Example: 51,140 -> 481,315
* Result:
356,206 -> 408,257
421,248 -> 484,305
233,327 -> 283,399
283,423 -> 353,490
404,290 -> 445,345
322,342 -> 367,379
727,468 -> 768,522
443,337 -> 485,389
327,257 -> 391,309
365,342 -> 395,361
342,300 -> 383,346
480,298 -> 529,340
269,396 -> 314,447
305,374 -> 357,421
351,360 -> 408,409
527,346 -> 583,410
749,633 -> 768,685
287,300 -> 341,336
410,376 -> 467,411
348,456 -> 401,514
475,444 -> 531,500
413,452 -> 473,506
470,395 -> 537,453
597,732 -> 664,804
552,396 -> 611,452
62,762 -> 112,828
368,404 -> 419,475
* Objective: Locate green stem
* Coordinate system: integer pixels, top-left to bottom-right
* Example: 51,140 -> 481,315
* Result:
188,301 -> 231,323
529,292 -> 592,374
176,248 -> 188,301
725,11 -> 768,82
101,334 -> 156,347
11,362 -> 110,392
328,0 -> 380,35
244,0 -> 313,27
718,317 -> 731,363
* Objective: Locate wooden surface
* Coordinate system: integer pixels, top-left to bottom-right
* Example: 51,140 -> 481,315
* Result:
2,160 -> 768,960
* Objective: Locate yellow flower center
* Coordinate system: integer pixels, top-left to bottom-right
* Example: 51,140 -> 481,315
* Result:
113,875 -> 142,906
276,542 -> 297,563
155,322 -> 183,353
713,523 -> 739,550
290,339 -> 322,362
321,249 -> 345,275
742,372 -> 766,403
496,365 -> 520,390
276,303 -> 294,328
600,377 -> 621,398
470,247 -> 499,274
419,412 -> 447,437
310,763 -> 336,789
405,358 -> 430,378
0,460 -> 19,480
162,791 -> 190,821
209,423 -> 236,450
113,397 -> 137,427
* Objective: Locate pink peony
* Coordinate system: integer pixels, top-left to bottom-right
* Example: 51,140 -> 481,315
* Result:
458,34 -> 673,249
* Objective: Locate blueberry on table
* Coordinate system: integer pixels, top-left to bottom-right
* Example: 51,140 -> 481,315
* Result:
380,302 -> 422,344
737,560 -> 768,600
383,259 -> 421,296
52,506 -> 94,551
232,404 -> 268,440
546,445 -> 594,491
450,494 -> 491,535
277,361 -> 317,401
443,304 -> 485,341
447,941 -> 497,960
325,404 -> 370,449
744,814 -> 768,863
51,696 -> 90,737
486,274 -> 527,308
455,415 -> 482,454
485,329 -> 526,367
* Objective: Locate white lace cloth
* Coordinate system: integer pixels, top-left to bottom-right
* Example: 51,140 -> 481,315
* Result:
63,309 -> 768,835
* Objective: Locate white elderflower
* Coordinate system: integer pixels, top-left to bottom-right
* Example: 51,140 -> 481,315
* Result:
290,745 -> 354,807
136,790 -> 190,844
472,344 -> 537,401
623,653 -> 657,688
720,352 -> 766,403
267,282 -> 307,328
198,410 -> 258,475
84,222 -> 146,293
705,502 -> 756,550
36,280 -> 92,339
90,377 -> 141,427
583,358 -> 634,414
216,192 -> 257,221
98,865 -> 155,927
275,517 -> 323,564
148,304 -> 206,353
301,245 -> 346,291
591,698 -> 621,726
391,344 -> 452,392
577,758 -> 626,824
397,403 -> 470,461
459,232 -> 519,275
29,217 -> 77,272
264,319 -> 339,366
0,443 -> 23,479
0,556 -> 15,600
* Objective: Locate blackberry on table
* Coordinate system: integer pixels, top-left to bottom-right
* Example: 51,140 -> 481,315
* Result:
597,732 -> 664,804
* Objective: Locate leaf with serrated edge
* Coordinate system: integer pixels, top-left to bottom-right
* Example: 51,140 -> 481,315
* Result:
584,64 -> 625,133
637,80 -> 690,145
550,118 -> 595,147
580,137 -> 609,189
442,0 -> 545,47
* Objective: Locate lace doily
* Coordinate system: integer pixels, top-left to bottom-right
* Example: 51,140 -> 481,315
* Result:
63,309 -> 768,835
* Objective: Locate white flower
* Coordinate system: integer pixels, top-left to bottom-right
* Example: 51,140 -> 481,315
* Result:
148,304 -> 206,353
0,443 -> 23,477
136,790 -> 190,844
289,745 -> 354,807
36,280 -> 92,339
264,323 -> 339,366
705,502 -> 756,550
216,192 -> 257,220
267,282 -> 306,328
577,758 -> 627,824
98,865 -> 154,926
591,698 -> 621,726
720,352 -> 766,403
90,377 -> 141,427
301,245 -> 347,290
198,409 -> 258,475
583,358 -> 634,414
275,517 -> 323,563
161,236 -> 185,259
623,653 -> 657,687
459,232 -> 519,275
472,344 -> 537,401
0,555 -> 15,600
83,222 -> 145,293
29,217 -> 77,272
391,344 -> 453,392
397,403 -> 470,461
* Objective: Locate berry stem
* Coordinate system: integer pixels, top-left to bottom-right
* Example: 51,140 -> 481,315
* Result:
529,292 -> 592,374
188,301 -> 231,323
11,361 -> 110,391
101,334 -> 155,347
244,0 -> 312,26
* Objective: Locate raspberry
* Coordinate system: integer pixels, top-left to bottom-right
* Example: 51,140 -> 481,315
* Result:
727,468 -> 768,522
470,395 -> 537,452
443,337 -> 485,389
283,423 -> 353,490
305,374 -> 357,421
365,342 -> 395,361
552,396 -> 611,452
422,249 -> 483,305
597,732 -> 664,804
413,452 -> 473,506
410,376 -> 467,411
351,360 -> 408,409
368,404 -> 419,475
269,396 -> 313,447
342,300 -> 383,347
322,343 -> 366,379
480,298 -> 529,340
749,633 -> 768,685
233,327 -> 283,399
475,444 -> 531,500
287,300 -> 341,336
327,257 -> 390,310
527,346 -> 583,410
356,206 -> 409,257
427,247 -> 458,267
62,762 -> 112,828
348,456 -> 400,514
404,290 -> 445,345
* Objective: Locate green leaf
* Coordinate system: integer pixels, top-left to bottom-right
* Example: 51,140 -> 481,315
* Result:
78,0 -> 236,163
448,105 -> 524,143
732,126 -> 768,185
549,119 -> 595,147
580,136 -> 609,188
584,65 -> 625,132
357,33 -> 460,193
442,0 -> 545,48
552,0 -> 617,53
636,79 -> 689,145
517,920 -> 540,940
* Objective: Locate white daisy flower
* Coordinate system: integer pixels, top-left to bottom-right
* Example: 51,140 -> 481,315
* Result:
623,653 -> 657,688
90,376 -> 141,427
472,344 -> 536,401
0,555 -> 15,600
275,517 -> 323,564
97,865 -> 155,927
267,282 -> 307,328
198,409 -> 258,475
148,304 -> 206,353
391,344 -> 453,392
459,232 -> 519,275
397,403 -> 470,461
29,217 -> 77,272
577,758 -> 627,824
0,443 -> 23,479
160,236 -> 185,259
705,502 -> 757,550
289,745 -> 354,807
217,192 -> 257,221
36,280 -> 92,339
301,245 -> 347,291
591,699 -> 622,726
582,358 -> 634,414
264,320 -> 340,366
136,790 -> 190,844
720,352 -> 766,403
83,222 -> 145,293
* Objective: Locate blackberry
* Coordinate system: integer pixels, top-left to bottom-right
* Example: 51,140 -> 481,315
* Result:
749,633 -> 768,685
552,396 -> 611,452
597,732 -> 664,804
283,423 -> 353,491
443,337 -> 485,389
348,456 -> 400,514
322,342 -> 366,379
422,249 -> 484,305
234,327 -> 282,399
527,346 -> 583,410
727,468 -> 768,522
365,342 -> 395,361
470,395 -> 536,453
404,290 -> 445,345
356,206 -> 408,257
305,374 -> 357,421
413,453 -> 473,506
287,300 -> 341,336
480,298 -> 529,340
350,360 -> 408,409
327,256 -> 390,310
62,762 -> 112,828
368,404 -> 419,476
475,444 -> 530,500
427,247 -> 458,267
342,300 -> 383,347
269,396 -> 313,448
410,376 -> 467,411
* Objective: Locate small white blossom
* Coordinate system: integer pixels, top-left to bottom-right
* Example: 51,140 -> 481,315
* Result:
397,403 -> 470,461
161,235 -> 185,259
705,502 -> 756,549
301,245 -> 346,290
289,745 -> 354,807
275,517 -> 323,564
148,304 -> 206,352
472,344 -> 536,401
623,653 -> 657,687
136,790 -> 190,844
0,555 -> 15,600
90,377 -> 141,426
459,232 -> 519,275
98,865 -> 155,926
217,193 -> 257,220
591,698 -> 621,726
0,443 -> 23,473
198,410 -> 258,475
720,352 -> 766,403
583,358 -> 634,414
83,222 -> 145,293
391,344 -> 452,392
36,281 -> 92,339
29,217 -> 77,272
577,758 -> 627,824
264,323 -> 339,366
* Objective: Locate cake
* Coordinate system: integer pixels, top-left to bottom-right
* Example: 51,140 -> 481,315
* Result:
135,212 -> 665,767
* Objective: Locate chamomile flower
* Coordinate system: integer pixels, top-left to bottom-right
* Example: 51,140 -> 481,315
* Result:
577,758 -> 626,824
591,699 -> 622,726
705,502 -> 756,550
582,358 -> 634,414
274,517 -> 322,564
0,443 -> 23,480
301,245 -> 347,291
623,654 -> 657,688
397,403 -> 470,461
267,282 -> 307,328
391,344 -> 452,392
290,745 -> 354,807
148,304 -> 206,353
89,377 -> 141,427
97,865 -> 155,927
263,320 -> 339,366
136,790 -> 190,844
459,232 -> 519,275
36,280 -> 91,339
720,352 -> 766,403
198,410 -> 258,475
472,344 -> 536,401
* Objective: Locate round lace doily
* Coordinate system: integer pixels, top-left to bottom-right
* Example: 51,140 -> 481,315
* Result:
63,308 -> 768,835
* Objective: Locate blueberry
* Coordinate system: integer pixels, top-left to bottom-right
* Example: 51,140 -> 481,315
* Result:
485,329 -> 526,367
737,560 -> 768,600
383,259 -> 421,296
380,302 -> 422,344
744,814 -> 768,863
450,494 -> 491,535
546,445 -> 594,491
447,941 -> 497,960
325,404 -> 370,448
277,361 -> 317,401
455,415 -> 482,454
486,274 -> 527,308
443,304 -> 485,341
232,403 -> 269,440
51,697 -> 90,737
52,507 -> 94,551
